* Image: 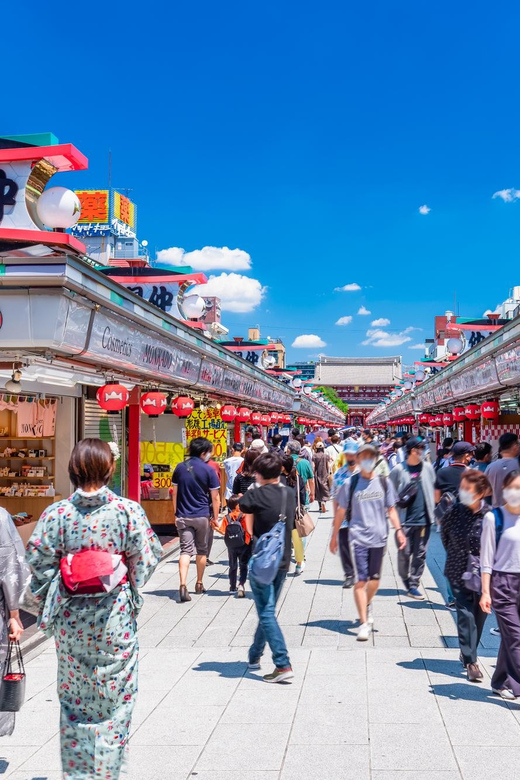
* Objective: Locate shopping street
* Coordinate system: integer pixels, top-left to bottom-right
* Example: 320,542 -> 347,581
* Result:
3,505 -> 517,780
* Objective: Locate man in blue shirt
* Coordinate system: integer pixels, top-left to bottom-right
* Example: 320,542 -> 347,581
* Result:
172,437 -> 221,603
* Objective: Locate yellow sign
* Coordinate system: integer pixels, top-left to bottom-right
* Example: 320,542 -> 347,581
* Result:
140,441 -> 184,489
76,190 -> 109,223
114,191 -> 135,229
185,408 -> 228,461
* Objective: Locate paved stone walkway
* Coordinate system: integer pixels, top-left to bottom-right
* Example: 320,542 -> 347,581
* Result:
2,506 -> 519,779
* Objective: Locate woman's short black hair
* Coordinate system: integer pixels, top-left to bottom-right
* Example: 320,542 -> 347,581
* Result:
69,438 -> 114,489
189,437 -> 213,458
475,441 -> 492,461
254,452 -> 282,480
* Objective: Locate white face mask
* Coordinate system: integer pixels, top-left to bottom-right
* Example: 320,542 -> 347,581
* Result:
202,453 -> 212,463
503,488 -> 520,508
360,458 -> 376,473
459,488 -> 476,507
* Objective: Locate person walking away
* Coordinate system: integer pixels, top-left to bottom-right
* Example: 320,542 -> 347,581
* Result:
233,449 -> 260,496
171,437 -> 221,602
281,455 -> 306,574
240,452 -> 296,682
373,442 -> 390,478
439,438 -> 454,469
206,455 -> 222,565
434,441 -> 474,609
387,440 -> 401,471
485,433 -> 520,507
286,441 -> 315,508
313,440 -> 331,513
298,437 -> 314,464
389,436 -> 435,600
26,439 -> 162,780
441,471 -> 492,682
0,507 -> 30,738
330,443 -> 406,641
224,443 -> 244,500
215,494 -> 251,597
269,434 -> 284,455
480,469 -> 520,699
331,440 -> 359,588
396,432 -> 411,464
325,434 -> 342,474
473,441 -> 492,473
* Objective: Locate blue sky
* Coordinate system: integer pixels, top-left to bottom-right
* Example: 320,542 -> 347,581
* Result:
5,1 -> 520,364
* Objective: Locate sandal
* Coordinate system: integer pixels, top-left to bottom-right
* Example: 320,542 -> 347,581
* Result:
195,582 -> 207,595
179,585 -> 191,603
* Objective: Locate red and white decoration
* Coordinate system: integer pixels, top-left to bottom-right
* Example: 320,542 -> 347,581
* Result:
171,396 -> 195,418
140,391 -> 168,417
482,401 -> 500,420
96,383 -> 129,413
220,405 -> 237,422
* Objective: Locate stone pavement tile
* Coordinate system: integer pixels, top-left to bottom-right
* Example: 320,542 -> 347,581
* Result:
1,706 -> 59,746
194,627 -> 239,647
299,674 -> 367,707
8,773 -> 63,780
16,735 -> 61,772
161,675 -> 242,707
371,617 -> 408,636
407,625 -> 446,647
280,744 -> 370,780
185,773 -> 279,780
372,635 -> 411,648
221,688 -> 300,723
131,704 -> 225,745
368,686 -> 443,725
290,702 -> 368,745
370,722 -> 458,771
302,634 -> 339,647
306,648 -> 366,675
372,773 -> 461,780
0,748 -> 42,779
195,723 -> 291,771
126,744 -> 202,780
400,603 -> 440,626
454,746 -> 520,780
131,688 -> 170,726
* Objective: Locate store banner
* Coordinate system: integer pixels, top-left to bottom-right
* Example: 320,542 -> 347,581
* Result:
185,409 -> 228,461
495,344 -> 520,385
448,357 -> 499,399
140,441 -> 185,489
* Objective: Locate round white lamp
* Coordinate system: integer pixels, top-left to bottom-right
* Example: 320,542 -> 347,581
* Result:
182,294 -> 206,319
36,187 -> 81,229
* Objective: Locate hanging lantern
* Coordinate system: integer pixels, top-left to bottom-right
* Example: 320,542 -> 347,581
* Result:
464,404 -> 481,421
452,406 -> 466,422
96,383 -> 129,413
251,412 -> 262,424
260,414 -> 271,426
482,401 -> 500,420
270,412 -> 279,423
220,405 -> 237,422
283,414 -> 292,423
442,413 -> 454,426
297,416 -> 305,425
236,407 -> 251,422
431,415 -> 443,426
140,391 -> 168,417
171,396 -> 195,418
418,414 -> 431,424
447,336 -> 464,355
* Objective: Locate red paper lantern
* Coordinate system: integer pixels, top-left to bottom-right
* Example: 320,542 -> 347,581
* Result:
297,417 -> 306,425
283,414 -> 292,423
260,414 -> 271,426
96,383 -> 129,413
418,414 -> 431,424
464,404 -> 480,421
431,415 -> 443,426
251,412 -> 262,424
140,391 -> 168,417
236,407 -> 251,422
270,412 -> 279,423
482,401 -> 500,420
442,413 -> 454,426
453,407 -> 466,422
171,396 -> 195,418
220,404 -> 237,422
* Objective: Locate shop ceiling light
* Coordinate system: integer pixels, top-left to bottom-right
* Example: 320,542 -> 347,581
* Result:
4,369 -> 22,393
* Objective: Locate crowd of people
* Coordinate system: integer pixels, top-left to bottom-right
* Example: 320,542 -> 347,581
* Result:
0,424 -> 519,777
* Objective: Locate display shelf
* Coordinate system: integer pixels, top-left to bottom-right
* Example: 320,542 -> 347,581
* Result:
0,476 -> 54,481
0,456 -> 55,461
0,437 -> 55,441
0,495 -> 61,500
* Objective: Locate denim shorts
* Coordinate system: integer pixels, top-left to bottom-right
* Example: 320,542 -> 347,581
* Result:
353,544 -> 386,582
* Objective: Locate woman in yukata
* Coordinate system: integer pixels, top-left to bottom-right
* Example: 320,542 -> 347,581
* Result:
0,507 -> 30,737
27,438 -> 163,779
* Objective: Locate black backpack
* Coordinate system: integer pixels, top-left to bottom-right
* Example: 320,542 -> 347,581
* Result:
225,513 -> 246,549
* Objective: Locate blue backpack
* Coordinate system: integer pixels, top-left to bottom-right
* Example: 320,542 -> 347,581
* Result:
249,487 -> 288,585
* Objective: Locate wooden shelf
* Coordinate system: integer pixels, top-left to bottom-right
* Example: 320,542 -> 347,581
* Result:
0,476 -> 53,481
0,457 -> 55,461
0,437 -> 55,442
0,495 -> 60,500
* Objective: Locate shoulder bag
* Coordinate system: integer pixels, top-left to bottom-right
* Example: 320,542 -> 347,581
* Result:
249,487 -> 288,585
0,640 -> 25,712
295,474 -> 315,538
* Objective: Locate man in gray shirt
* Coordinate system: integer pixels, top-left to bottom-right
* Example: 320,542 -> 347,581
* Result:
485,433 -> 520,507
330,444 -> 405,642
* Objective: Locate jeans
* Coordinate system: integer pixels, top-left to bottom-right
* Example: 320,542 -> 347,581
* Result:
398,524 -> 431,588
249,569 -> 290,669
451,582 -> 487,665
228,544 -> 252,590
338,526 -> 354,579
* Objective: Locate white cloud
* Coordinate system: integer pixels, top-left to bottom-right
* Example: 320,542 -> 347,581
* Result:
363,326 -> 414,348
335,316 -> 353,326
157,245 -> 252,271
492,188 -> 520,203
334,283 -> 361,292
358,306 -> 371,315
192,273 -> 266,313
408,343 -> 425,350
292,334 -> 327,349
418,204 -> 431,215
371,317 -> 390,327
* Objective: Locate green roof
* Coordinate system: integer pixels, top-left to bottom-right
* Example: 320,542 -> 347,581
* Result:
0,132 -> 59,146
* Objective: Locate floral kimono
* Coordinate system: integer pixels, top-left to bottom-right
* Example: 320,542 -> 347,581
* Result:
0,508 -> 31,737
26,487 -> 163,780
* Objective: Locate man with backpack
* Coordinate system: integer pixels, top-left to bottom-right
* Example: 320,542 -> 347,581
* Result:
215,494 -> 251,597
389,437 -> 435,600
330,443 -> 405,641
239,452 -> 295,683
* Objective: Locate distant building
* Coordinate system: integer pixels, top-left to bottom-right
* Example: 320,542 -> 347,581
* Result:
315,356 -> 402,427
285,361 -> 317,381
216,327 -> 286,371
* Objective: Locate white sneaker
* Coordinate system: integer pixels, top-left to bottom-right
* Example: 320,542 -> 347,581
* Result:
295,561 -> 306,575
237,585 -> 245,598
357,622 -> 371,642
367,604 -> 374,626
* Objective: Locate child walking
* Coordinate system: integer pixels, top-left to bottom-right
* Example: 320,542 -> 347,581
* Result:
216,494 -> 252,597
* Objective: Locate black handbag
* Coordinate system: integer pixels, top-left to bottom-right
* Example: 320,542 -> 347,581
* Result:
0,640 -> 26,712
396,480 -> 419,509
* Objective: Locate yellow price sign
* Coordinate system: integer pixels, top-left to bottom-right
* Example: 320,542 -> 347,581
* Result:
185,408 -> 229,461
140,441 -> 185,487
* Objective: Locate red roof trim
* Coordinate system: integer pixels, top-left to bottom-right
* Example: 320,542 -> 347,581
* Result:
0,143 -> 88,171
0,228 -> 85,254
